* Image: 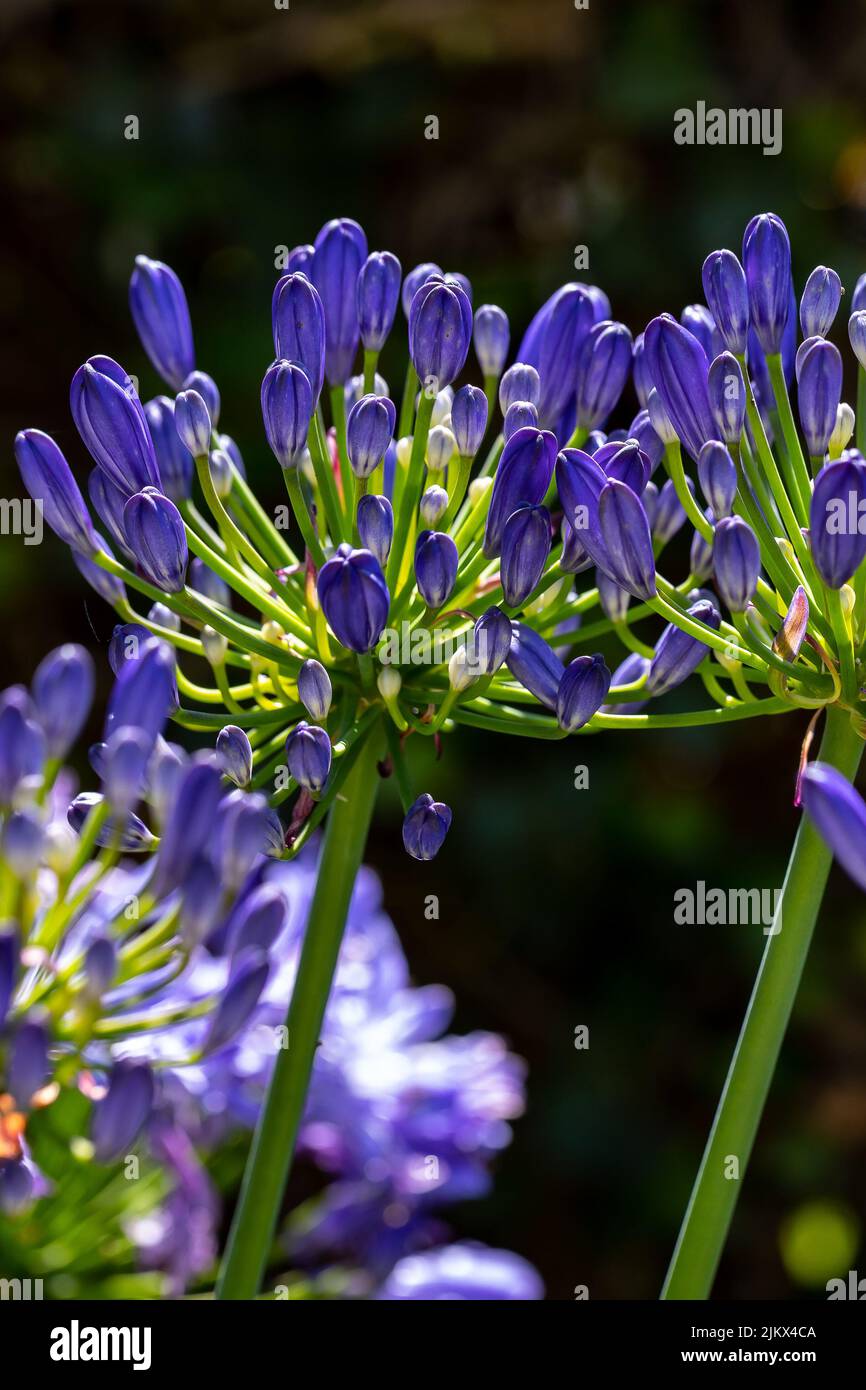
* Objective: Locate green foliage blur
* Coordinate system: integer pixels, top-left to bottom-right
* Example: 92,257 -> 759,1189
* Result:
3,0 -> 866,1299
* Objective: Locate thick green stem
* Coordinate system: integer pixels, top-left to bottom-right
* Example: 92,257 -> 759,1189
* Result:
215,728 -> 382,1299
661,705 -> 864,1299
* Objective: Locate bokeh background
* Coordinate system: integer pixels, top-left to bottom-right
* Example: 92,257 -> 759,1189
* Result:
3,0 -> 866,1299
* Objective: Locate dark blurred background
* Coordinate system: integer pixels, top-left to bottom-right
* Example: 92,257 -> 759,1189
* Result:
3,0 -> 866,1299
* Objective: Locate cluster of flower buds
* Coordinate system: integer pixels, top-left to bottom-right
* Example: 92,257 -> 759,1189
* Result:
17,212 -> 866,871
0,637 -> 286,1208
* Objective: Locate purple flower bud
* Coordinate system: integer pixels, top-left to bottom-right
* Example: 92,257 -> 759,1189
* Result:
556,653 -> 611,732
602,651 -> 651,715
0,694 -> 45,805
597,569 -> 630,624
70,355 -> 161,496
357,493 -> 393,566
214,724 -> 253,788
414,530 -> 459,609
681,304 -> 721,359
773,585 -> 809,663
628,409 -> 664,474
595,439 -> 650,494
701,250 -> 749,355
690,513 -> 714,581
216,789 -> 273,889
499,363 -> 540,414
503,400 -> 539,442
286,720 -> 332,794
318,543 -> 390,652
849,310 -> 866,371
92,1060 -> 155,1162
182,370 -> 220,427
474,304 -> 510,378
801,763 -> 866,894
484,427 -> 557,557
174,387 -> 212,457
32,643 -> 95,759
560,514 -> 592,574
311,217 -> 368,386
272,271 -> 326,405
646,387 -> 678,447
447,271 -> 473,302
14,429 -> 96,554
71,532 -> 127,605
287,244 -> 315,273
451,384 -> 488,457
357,250 -> 401,353
202,949 -> 270,1055
189,556 -> 231,606
597,479 -> 656,600
261,359 -> 313,469
0,1158 -> 33,1212
505,621 -> 565,709
853,275 -> 866,313
84,936 -> 116,996
2,809 -> 44,877
500,504 -> 550,607
9,1015 -> 49,1105
105,636 -> 177,749
123,487 -> 188,592
707,351 -> 746,445
144,396 -> 194,503
798,339 -> 843,459
632,332 -> 652,408
420,485 -> 449,527
555,446 -> 609,571
178,854 -> 223,945
401,262 -> 442,319
129,255 -> 195,390
470,606 -> 512,675
652,478 -> 689,550
107,622 -> 152,676
409,277 -> 472,390
402,793 -> 452,861
297,659 -> 332,722
643,315 -> 715,461
0,927 -> 17,1027
575,321 -> 633,431
68,791 -> 156,850
147,738 -> 187,826
743,213 -> 792,355
809,452 -> 866,587
153,757 -> 224,892
229,885 -> 287,955
88,469 -> 133,559
713,515 -> 760,611
642,479 -> 659,529
800,266 -> 842,339
528,284 -> 595,426
346,392 -> 396,478
697,440 -> 737,518
647,598 -> 721,696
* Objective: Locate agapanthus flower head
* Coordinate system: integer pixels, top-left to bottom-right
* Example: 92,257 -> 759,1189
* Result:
129,255 -> 195,390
